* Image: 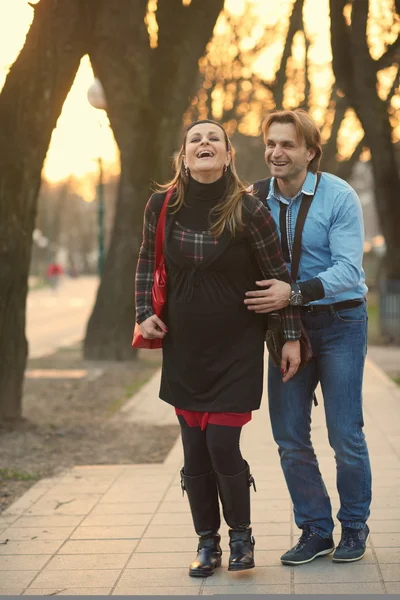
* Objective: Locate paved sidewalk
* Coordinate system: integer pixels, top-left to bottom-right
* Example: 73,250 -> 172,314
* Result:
1,356 -> 400,595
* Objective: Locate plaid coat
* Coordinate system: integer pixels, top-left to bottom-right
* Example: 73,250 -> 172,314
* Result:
135,191 -> 301,341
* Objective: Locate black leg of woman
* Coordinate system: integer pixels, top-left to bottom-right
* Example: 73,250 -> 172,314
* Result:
177,415 -> 222,577
206,424 -> 256,571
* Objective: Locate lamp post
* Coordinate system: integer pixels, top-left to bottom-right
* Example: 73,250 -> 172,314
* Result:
87,78 -> 107,276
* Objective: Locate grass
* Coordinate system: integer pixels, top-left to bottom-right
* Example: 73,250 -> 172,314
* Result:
392,377 -> 400,387
105,374 -> 154,416
0,468 -> 40,482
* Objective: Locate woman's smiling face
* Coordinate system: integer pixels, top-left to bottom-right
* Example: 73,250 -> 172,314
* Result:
184,123 -> 230,183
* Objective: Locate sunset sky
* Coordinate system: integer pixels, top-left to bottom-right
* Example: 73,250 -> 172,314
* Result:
0,0 -> 397,192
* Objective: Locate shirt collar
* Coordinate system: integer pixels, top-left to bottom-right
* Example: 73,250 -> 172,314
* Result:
268,171 -> 318,203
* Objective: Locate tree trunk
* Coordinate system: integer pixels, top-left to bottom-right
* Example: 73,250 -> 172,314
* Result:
0,0 -> 86,422
330,0 -> 400,278
84,0 -> 224,360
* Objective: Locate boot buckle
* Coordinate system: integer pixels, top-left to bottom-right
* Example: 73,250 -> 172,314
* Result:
249,474 -> 257,492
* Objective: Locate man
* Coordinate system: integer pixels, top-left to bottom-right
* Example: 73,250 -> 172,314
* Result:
246,109 -> 371,565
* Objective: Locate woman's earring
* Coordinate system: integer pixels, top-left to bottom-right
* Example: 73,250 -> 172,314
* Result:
184,163 -> 189,177
224,164 -> 228,172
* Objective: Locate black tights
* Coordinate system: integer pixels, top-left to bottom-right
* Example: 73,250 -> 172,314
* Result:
178,415 -> 246,477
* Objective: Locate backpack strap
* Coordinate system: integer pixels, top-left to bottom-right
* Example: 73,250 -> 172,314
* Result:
252,178 -> 272,210
290,172 -> 322,281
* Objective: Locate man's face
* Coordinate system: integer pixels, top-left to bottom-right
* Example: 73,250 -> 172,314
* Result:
264,122 -> 315,183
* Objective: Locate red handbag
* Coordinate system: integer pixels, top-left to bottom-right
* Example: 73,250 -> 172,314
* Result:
132,188 -> 173,349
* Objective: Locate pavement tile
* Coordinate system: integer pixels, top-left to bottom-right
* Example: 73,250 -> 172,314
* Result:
156,501 -> 197,514
80,514 -> 152,527
117,567 -> 202,587
70,525 -> 146,540
251,498 -> 291,511
143,524 -> 199,538
369,520 -> 400,533
386,582 -> 400,593
24,588 -> 112,595
26,496 -> 101,516
1,571 -> 38,587
380,564 -> 400,581
371,487 -> 400,497
43,483 -> 112,495
135,537 -> 198,553
46,553 -> 129,570
12,515 -> 84,528
90,502 -> 158,516
371,508 -> 400,520
293,562 -> 381,584
0,516 -> 19,527
247,536 -> 291,551
202,584 -> 290,594
1,526 -> 75,541
369,497 -> 400,509
252,510 -> 291,523
99,491 -> 165,504
204,566 -> 290,586
112,585 -> 202,595
0,540 -> 63,555
59,539 -> 139,554
294,582 -> 384,594
251,523 -> 291,536
371,533 -> 400,547
375,547 -> 400,563
0,589 -> 25,596
150,512 -> 194,525
127,551 -> 195,569
0,555 -> 51,570
32,568 -> 121,588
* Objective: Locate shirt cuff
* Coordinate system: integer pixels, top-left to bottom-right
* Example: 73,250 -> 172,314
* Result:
298,277 -> 325,304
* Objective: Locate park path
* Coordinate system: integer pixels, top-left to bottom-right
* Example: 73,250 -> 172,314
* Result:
1,353 -> 400,595
26,276 -> 99,359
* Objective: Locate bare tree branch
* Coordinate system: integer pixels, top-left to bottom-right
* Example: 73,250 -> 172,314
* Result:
374,36 -> 400,70
273,0 -> 305,108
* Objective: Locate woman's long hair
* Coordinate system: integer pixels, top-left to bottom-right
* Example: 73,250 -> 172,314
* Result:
157,120 -> 249,238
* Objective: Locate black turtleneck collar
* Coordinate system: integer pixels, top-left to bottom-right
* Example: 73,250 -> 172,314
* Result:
186,173 -> 227,203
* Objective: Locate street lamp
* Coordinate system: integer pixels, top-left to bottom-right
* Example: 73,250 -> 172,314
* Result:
87,78 -> 107,276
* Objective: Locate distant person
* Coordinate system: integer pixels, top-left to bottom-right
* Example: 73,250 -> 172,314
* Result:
46,262 -> 63,289
246,109 -> 371,565
135,119 -> 302,577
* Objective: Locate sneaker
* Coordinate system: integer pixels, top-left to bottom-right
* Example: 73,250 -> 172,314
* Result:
281,527 -> 335,565
332,525 -> 370,562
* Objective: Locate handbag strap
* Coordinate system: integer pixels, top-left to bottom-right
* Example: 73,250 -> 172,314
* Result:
290,172 -> 322,281
154,187 -> 174,270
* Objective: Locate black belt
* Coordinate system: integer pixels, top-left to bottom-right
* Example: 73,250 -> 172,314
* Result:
301,299 -> 364,314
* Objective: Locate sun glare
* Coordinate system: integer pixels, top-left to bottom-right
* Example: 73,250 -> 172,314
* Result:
0,0 -> 398,185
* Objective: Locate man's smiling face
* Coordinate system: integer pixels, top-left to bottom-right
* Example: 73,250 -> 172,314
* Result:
264,122 -> 315,184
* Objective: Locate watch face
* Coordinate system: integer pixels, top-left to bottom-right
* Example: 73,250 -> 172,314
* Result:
291,294 -> 303,306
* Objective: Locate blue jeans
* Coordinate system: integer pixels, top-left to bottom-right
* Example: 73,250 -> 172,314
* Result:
268,301 -> 371,538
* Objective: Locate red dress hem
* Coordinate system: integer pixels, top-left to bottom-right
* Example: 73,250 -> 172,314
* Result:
175,408 -> 252,431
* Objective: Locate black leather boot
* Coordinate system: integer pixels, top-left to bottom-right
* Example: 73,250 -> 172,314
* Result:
215,461 -> 256,571
180,469 -> 222,577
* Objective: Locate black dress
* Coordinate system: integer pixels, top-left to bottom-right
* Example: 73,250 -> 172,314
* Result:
134,175 -> 299,413
160,179 -> 264,413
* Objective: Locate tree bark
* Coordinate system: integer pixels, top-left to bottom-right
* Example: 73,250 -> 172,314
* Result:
330,0 -> 400,278
0,0 -> 86,422
84,0 -> 224,360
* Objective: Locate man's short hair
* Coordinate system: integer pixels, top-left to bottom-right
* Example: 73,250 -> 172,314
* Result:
262,109 -> 322,173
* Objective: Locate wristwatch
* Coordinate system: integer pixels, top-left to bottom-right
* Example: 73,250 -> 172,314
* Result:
289,283 -> 304,306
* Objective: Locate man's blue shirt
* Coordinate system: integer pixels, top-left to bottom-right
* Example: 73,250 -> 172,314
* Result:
266,171 -> 368,304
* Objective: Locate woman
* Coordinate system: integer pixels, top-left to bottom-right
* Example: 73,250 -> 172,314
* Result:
135,120 -> 301,577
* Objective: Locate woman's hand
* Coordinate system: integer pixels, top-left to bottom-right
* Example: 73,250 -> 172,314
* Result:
139,315 -> 168,340
281,340 -> 301,383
